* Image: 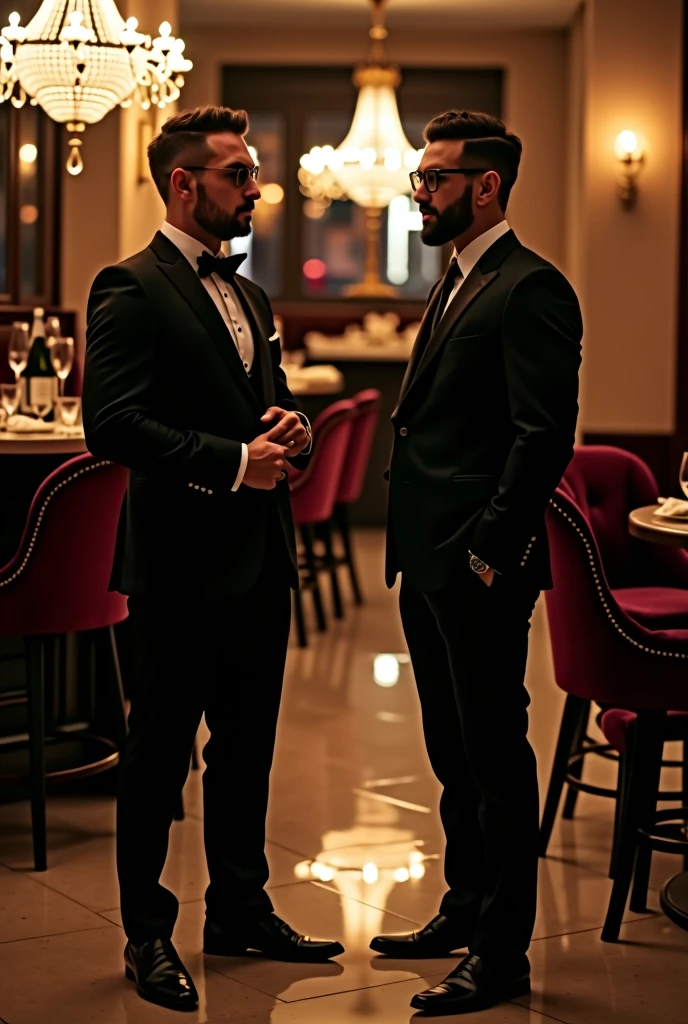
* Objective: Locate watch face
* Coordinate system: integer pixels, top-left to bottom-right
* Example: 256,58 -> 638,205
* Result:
471,556 -> 487,573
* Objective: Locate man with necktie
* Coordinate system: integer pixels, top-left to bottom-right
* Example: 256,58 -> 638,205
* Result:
371,110 -> 582,1014
83,105 -> 344,1013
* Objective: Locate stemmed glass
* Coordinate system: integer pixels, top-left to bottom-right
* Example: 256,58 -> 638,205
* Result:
8,322 -> 30,382
0,383 -> 20,429
679,453 -> 688,500
49,335 -> 74,398
45,316 -> 61,345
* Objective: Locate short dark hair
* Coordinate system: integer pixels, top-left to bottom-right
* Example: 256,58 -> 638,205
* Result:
424,110 -> 522,211
147,105 -> 249,202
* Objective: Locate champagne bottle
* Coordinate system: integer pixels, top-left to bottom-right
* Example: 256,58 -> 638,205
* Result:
20,307 -> 58,421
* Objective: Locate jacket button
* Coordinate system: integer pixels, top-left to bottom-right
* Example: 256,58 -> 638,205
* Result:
399,427 -> 408,437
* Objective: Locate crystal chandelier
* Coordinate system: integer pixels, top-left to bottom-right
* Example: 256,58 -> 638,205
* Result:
299,0 -> 423,297
0,1 -> 192,176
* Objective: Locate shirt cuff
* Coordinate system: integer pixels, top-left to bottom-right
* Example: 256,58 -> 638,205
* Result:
293,411 -> 312,456
231,443 -> 249,491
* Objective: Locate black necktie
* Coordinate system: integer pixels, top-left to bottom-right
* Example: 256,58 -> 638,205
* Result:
432,257 -> 463,332
197,250 -> 247,283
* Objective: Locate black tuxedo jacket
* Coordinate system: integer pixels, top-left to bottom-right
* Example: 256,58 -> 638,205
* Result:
386,229 -> 582,591
83,231 -> 308,597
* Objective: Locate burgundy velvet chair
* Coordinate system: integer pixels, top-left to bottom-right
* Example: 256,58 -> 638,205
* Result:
290,399 -> 356,647
539,445 -> 688,843
0,454 -> 128,870
331,388 -> 381,608
542,483 -> 688,940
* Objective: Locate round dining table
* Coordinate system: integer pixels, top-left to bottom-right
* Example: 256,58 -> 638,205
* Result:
628,503 -> 688,932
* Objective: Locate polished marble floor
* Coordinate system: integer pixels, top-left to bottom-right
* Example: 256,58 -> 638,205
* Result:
0,529 -> 687,1023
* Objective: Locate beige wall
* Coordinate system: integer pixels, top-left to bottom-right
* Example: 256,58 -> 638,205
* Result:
181,26 -> 570,272
573,0 -> 684,436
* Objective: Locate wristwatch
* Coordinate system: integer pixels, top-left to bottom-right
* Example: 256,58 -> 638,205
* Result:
469,554 -> 490,575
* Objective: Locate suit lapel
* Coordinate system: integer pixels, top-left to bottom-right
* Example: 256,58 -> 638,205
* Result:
393,279 -> 444,415
151,232 -> 261,411
394,229 -> 520,418
393,268 -> 498,417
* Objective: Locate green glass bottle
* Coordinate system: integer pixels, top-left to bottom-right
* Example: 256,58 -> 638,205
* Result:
20,307 -> 57,422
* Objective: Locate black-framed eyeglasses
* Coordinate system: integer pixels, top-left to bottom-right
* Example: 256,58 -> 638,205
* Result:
182,165 -> 260,187
409,167 -> 488,193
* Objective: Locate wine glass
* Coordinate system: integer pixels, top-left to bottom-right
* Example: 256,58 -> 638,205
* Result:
8,322 -> 30,382
45,316 -> 61,345
680,453 -> 688,499
1,383 -> 20,428
56,396 -> 81,428
31,396 -> 53,422
49,335 -> 74,398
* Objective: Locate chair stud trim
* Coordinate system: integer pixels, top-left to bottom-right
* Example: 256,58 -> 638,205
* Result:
0,460 -> 112,590
550,499 -> 688,660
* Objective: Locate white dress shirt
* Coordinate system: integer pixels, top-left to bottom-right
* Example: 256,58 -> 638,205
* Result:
443,219 -> 511,316
162,221 -> 290,491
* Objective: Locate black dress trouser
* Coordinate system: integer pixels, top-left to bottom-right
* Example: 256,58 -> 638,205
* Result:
116,537 -> 292,944
399,565 -> 541,964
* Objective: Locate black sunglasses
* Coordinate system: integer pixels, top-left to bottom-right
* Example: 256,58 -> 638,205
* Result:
182,165 -> 260,187
409,167 -> 488,193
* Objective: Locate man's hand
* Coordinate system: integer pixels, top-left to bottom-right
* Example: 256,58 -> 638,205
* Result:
478,567 -> 495,587
261,407 -> 310,456
243,432 -> 289,490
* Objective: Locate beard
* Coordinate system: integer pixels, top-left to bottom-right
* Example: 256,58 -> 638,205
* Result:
420,186 -> 475,247
193,182 -> 254,240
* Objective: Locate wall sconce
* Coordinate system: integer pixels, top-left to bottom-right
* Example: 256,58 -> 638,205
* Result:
615,130 -> 645,208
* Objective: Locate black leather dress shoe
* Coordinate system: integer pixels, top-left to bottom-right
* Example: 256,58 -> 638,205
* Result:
203,912 -> 345,962
410,953 -> 530,1015
124,938 -> 198,1012
370,914 -> 472,959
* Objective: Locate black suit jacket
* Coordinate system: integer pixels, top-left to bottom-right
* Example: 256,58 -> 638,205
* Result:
83,231 -> 308,597
386,229 -> 582,591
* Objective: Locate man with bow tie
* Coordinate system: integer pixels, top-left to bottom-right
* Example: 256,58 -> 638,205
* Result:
83,105 -> 344,1013
371,111 -> 582,1015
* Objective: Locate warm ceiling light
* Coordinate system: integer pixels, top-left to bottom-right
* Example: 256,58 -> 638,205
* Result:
260,182 -> 284,205
19,142 -> 37,163
0,3 -> 192,176
298,0 -> 423,297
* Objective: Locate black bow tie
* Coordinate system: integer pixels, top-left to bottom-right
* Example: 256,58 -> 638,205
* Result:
197,250 -> 247,283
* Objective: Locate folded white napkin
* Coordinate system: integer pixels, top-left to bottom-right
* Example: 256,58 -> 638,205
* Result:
654,497 -> 688,518
6,414 -> 55,434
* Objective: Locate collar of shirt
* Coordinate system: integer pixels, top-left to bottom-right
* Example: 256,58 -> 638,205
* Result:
454,220 -> 511,281
160,220 -> 223,272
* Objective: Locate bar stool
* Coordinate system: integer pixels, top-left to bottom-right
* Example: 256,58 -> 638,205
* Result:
331,388 -> 381,609
543,484 -> 688,941
539,446 -> 688,857
290,399 -> 356,646
0,454 -> 128,870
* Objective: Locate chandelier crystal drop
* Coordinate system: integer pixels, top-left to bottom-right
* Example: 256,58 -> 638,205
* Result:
0,2 -> 192,175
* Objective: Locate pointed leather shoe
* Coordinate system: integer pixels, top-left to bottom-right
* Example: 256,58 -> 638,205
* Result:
370,914 -> 472,959
204,913 -> 345,962
410,953 -> 531,1015
124,938 -> 198,1012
